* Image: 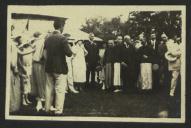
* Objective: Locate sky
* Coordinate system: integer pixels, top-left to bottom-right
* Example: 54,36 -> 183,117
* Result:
9,6 -> 131,30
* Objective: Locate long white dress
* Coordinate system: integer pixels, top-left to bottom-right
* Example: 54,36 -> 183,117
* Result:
72,45 -> 86,83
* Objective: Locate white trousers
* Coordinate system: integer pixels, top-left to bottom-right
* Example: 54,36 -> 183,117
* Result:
113,63 -> 121,86
139,63 -> 152,90
170,70 -> 180,96
45,73 -> 67,113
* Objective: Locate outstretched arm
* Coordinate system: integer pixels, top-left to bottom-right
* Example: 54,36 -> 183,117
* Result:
17,47 -> 35,55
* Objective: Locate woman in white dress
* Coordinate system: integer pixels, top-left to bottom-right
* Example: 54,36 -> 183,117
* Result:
72,40 -> 88,91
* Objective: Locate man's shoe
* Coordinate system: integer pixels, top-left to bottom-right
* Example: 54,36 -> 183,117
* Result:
69,86 -> 79,93
36,100 -> 43,112
113,89 -> 122,93
54,110 -> 63,116
50,106 -> 57,111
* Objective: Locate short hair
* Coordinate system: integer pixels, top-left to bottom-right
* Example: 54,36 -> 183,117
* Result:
108,40 -> 114,44
89,33 -> 95,38
53,19 -> 65,30
33,31 -> 41,38
116,35 -> 123,39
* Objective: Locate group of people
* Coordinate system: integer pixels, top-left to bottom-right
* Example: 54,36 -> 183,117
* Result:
10,19 -> 182,116
102,33 -> 181,95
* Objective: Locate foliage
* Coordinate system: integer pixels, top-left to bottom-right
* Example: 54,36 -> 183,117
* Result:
81,11 -> 181,41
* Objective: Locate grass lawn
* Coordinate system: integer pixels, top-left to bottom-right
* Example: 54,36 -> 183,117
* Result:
11,85 -> 181,118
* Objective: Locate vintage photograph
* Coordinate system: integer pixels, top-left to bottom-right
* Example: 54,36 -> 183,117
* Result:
6,5 -> 186,122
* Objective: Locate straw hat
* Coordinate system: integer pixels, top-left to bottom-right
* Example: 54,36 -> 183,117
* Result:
165,51 -> 177,62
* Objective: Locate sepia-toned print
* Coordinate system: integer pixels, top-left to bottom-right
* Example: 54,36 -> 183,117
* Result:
6,5 -> 186,123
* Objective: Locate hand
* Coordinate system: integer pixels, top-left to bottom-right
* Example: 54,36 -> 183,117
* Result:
143,55 -> 148,59
73,52 -> 76,57
121,62 -> 128,67
13,67 -> 19,75
81,44 -> 86,50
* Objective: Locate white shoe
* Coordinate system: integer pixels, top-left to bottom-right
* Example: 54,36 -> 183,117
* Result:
50,106 -> 57,111
41,98 -> 45,102
22,98 -> 28,106
170,92 -> 174,97
113,89 -> 122,93
54,110 -> 63,115
69,86 -> 79,93
22,94 -> 28,106
102,84 -> 105,90
158,110 -> 168,118
36,101 -> 43,112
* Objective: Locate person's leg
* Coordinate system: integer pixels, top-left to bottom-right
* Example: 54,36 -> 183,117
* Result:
121,66 -> 128,91
54,73 -> 67,114
153,69 -> 160,91
79,82 -> 85,91
21,73 -> 32,105
147,63 -> 153,90
21,75 -> 28,106
38,64 -> 46,100
45,73 -> 54,112
105,64 -> 109,89
67,74 -> 78,93
159,65 -> 164,86
163,66 -> 170,96
170,70 -> 180,96
91,67 -> 96,86
35,63 -> 46,110
86,65 -> 90,86
127,69 -> 135,91
140,63 -> 147,90
113,63 -> 122,92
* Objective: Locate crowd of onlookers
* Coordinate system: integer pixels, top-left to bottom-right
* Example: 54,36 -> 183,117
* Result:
10,20 -> 182,116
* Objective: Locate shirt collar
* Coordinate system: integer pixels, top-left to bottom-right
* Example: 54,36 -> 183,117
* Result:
151,39 -> 156,42
89,39 -> 94,44
53,30 -> 61,34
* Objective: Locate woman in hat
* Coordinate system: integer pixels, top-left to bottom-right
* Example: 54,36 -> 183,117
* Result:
31,32 -> 47,111
72,40 -> 88,91
17,35 -> 35,106
65,41 -> 79,94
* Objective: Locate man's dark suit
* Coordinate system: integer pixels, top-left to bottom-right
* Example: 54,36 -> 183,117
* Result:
84,40 -> 100,85
44,30 -> 72,113
121,43 -> 137,90
148,39 -> 160,90
44,30 -> 72,74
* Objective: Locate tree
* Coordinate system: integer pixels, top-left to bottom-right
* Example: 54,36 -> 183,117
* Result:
81,11 -> 181,41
